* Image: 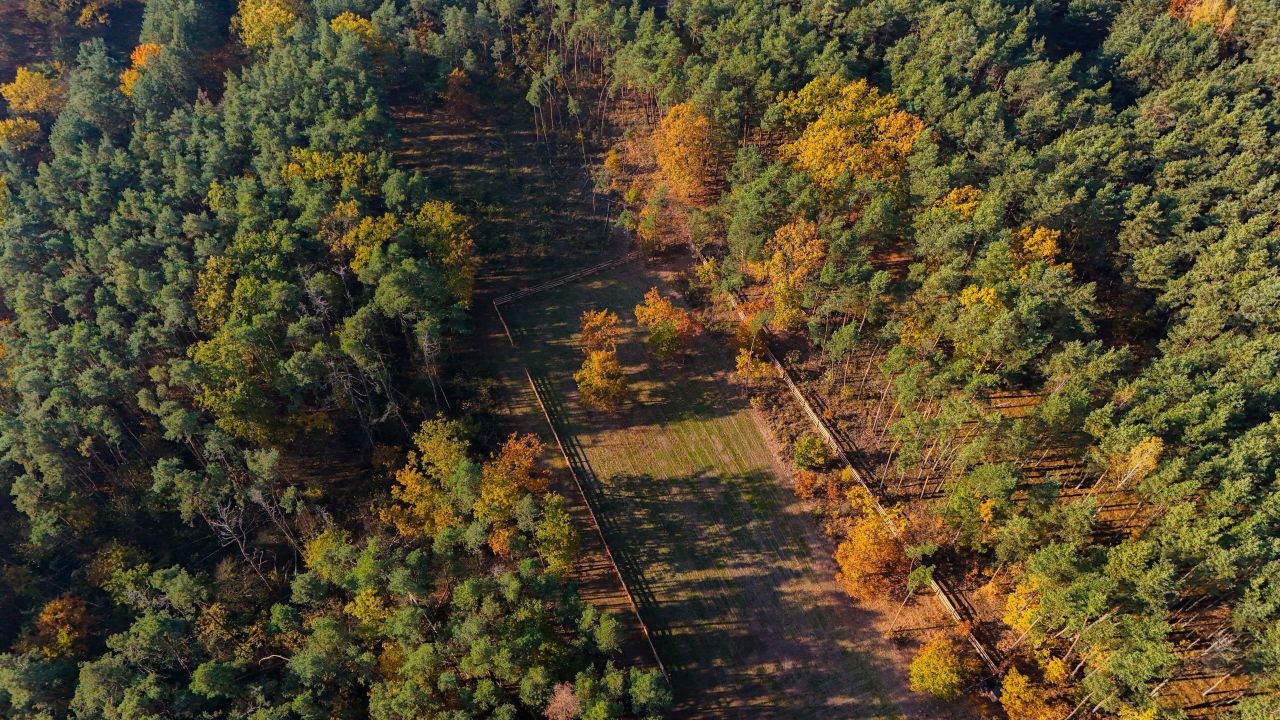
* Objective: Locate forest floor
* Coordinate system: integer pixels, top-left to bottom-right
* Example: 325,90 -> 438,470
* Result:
390,81 -> 969,719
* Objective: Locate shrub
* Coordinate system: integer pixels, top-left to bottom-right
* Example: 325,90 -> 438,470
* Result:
792,433 -> 831,470
909,636 -> 973,700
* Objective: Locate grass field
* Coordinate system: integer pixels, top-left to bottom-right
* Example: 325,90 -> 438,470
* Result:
501,259 -> 924,719
391,82 -> 956,719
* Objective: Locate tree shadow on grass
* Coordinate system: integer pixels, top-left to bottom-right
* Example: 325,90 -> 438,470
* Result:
505,271 -> 905,718
589,468 -> 899,719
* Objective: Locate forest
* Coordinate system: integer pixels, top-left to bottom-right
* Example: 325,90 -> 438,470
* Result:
0,0 -> 1276,718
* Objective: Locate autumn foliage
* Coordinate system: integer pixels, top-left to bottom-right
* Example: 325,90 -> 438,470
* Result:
935,185 -> 983,219
1001,667 -> 1066,719
755,218 -> 827,329
909,636 -> 975,700
574,309 -> 626,409
575,349 -> 626,410
330,12 -> 393,54
579,308 -> 622,353
778,76 -> 924,191
478,433 -> 549,556
1,66 -> 66,115
634,287 -> 697,359
234,0 -> 302,49
119,43 -> 164,97
1169,0 -> 1236,32
33,595 -> 91,658
652,102 -> 718,204
380,416 -> 469,537
1011,226 -> 1071,277
0,118 -> 41,149
834,484 -> 904,600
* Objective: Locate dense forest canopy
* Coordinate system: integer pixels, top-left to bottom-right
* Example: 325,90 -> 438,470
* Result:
587,0 -> 1280,716
0,0 -> 1276,717
0,1 -> 668,718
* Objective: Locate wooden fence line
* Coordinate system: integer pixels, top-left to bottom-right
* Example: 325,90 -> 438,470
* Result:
492,252 -> 638,306
491,244 -> 998,694
688,243 -> 1002,675
491,291 -> 671,686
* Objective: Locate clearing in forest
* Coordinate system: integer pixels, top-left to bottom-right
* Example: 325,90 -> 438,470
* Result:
391,82 -> 959,719
500,258 -> 944,719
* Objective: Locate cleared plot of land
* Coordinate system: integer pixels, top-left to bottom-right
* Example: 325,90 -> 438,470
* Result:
502,259 -> 937,719
390,84 -> 958,719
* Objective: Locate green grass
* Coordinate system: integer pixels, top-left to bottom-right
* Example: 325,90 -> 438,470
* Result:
503,263 -> 903,719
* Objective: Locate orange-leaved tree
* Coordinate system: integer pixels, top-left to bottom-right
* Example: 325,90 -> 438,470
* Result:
33,594 -> 91,658
119,43 -> 164,97
834,482 -> 904,600
634,287 -> 697,359
652,102 -> 718,204
1169,0 -> 1236,32
579,308 -> 622,354
477,433 -> 549,556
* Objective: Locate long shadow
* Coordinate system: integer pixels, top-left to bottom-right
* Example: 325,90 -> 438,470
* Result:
515,327 -> 902,717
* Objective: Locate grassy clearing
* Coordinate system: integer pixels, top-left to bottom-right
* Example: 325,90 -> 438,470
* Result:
502,260 -> 906,719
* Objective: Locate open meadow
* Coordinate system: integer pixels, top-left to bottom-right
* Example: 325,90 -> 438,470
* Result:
499,258 -> 949,719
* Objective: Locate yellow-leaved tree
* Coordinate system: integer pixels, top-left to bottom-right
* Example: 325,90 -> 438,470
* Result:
575,309 -> 626,409
281,147 -> 372,190
333,212 -> 402,273
758,218 -> 827,329
330,12 -> 392,53
778,76 -> 924,191
407,199 -> 476,306
234,0 -> 303,50
909,636 -> 975,700
1000,667 -> 1066,720
652,102 -> 718,204
312,197 -> 474,304
1011,226 -> 1072,278
0,118 -> 42,149
934,185 -> 983,220
575,349 -> 626,410
380,416 -> 469,537
1,66 -> 66,115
